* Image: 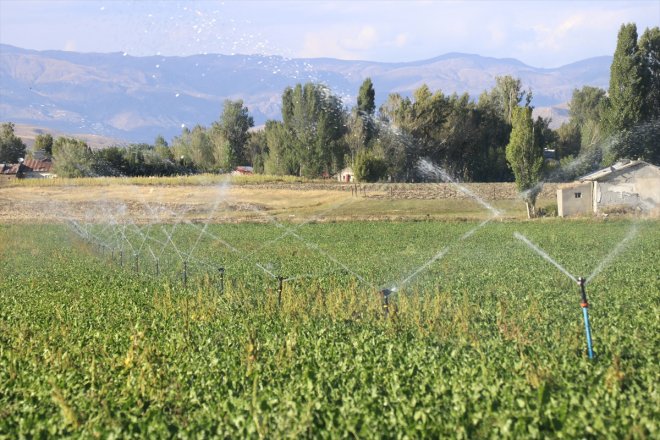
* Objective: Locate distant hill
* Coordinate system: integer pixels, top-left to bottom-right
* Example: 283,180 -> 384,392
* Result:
0,44 -> 611,144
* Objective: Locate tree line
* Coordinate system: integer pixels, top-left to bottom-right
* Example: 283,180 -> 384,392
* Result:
2,23 -> 657,188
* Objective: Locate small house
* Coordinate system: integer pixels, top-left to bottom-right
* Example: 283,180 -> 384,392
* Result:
337,167 -> 354,182
0,163 -> 21,182
21,158 -> 54,178
1,159 -> 55,181
557,160 -> 660,217
232,166 -> 254,175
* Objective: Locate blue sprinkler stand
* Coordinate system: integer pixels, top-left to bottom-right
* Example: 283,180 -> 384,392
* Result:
577,277 -> 594,359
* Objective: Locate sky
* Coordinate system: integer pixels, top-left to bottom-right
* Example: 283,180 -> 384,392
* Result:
0,0 -> 659,68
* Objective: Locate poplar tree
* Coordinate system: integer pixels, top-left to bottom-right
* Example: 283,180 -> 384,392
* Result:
639,26 -> 660,121
606,23 -> 645,133
506,106 -> 543,218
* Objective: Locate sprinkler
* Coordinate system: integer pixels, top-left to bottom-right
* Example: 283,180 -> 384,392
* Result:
577,277 -> 594,359
380,289 -> 392,318
155,258 -> 160,276
119,250 -> 123,267
183,261 -> 188,287
218,267 -> 225,293
134,253 -> 139,273
277,276 -> 284,306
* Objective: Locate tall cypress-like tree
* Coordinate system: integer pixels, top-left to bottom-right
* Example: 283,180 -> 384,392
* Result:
357,78 -> 376,146
606,23 -> 645,133
506,106 -> 543,218
639,27 -> 660,121
357,78 -> 376,116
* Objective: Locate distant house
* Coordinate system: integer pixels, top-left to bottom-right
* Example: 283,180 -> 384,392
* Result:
21,158 -> 55,178
232,166 -> 254,175
1,163 -> 21,181
337,167 -> 354,182
0,158 -> 54,181
557,160 -> 660,217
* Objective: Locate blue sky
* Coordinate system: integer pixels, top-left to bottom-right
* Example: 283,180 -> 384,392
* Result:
1,0 -> 658,67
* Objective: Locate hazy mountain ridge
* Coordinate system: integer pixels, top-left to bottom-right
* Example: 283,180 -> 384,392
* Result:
0,44 -> 611,143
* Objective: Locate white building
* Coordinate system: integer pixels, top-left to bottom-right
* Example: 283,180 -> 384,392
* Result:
557,160 -> 660,217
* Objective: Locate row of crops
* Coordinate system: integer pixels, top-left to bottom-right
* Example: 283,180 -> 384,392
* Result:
1,220 -> 658,437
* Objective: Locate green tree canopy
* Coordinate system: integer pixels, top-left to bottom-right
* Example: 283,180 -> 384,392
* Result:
278,82 -> 347,177
506,106 -> 543,218
353,149 -> 387,182
52,137 -> 94,177
212,99 -> 254,170
606,23 -> 645,133
0,122 -> 27,163
639,26 -> 660,121
34,133 -> 54,157
568,86 -> 607,128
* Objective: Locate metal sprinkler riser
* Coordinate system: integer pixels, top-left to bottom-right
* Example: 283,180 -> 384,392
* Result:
577,277 -> 594,359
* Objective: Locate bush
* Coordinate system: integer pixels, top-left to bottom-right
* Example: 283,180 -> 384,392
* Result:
353,150 -> 387,182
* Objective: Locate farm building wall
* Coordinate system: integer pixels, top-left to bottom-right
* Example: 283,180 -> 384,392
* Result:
594,165 -> 660,212
558,182 -> 593,217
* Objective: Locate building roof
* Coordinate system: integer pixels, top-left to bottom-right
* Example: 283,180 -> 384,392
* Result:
578,159 -> 655,182
22,158 -> 53,172
1,163 -> 20,175
1,159 -> 53,175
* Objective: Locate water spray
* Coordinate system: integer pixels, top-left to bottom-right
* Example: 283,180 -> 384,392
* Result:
577,277 -> 595,359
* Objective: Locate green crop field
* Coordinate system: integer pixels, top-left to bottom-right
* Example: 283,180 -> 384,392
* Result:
1,219 -> 658,438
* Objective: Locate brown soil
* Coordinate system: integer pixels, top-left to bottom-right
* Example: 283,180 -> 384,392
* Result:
0,182 -> 556,224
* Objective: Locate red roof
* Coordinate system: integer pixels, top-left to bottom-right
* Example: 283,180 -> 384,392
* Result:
1,159 -> 53,175
22,158 -> 53,172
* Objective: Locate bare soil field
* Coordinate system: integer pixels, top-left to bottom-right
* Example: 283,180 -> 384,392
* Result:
0,181 -> 558,224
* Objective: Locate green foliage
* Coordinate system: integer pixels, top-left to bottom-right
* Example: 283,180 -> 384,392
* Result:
357,77 -> 376,116
52,136 -> 94,177
1,220 -> 658,437
34,133 -> 54,157
639,27 -> 660,121
357,78 -> 377,146
353,149 -> 387,182
568,86 -> 607,128
378,82 -> 514,182
556,123 -> 581,159
212,99 -> 254,170
245,129 -> 267,174
263,120 -> 298,175
0,122 -> 27,163
606,23 -> 645,134
480,75 -> 532,124
605,120 -> 660,166
271,82 -> 347,178
506,106 -> 543,216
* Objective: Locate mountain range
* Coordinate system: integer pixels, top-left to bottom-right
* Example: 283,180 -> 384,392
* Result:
0,44 -> 612,144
